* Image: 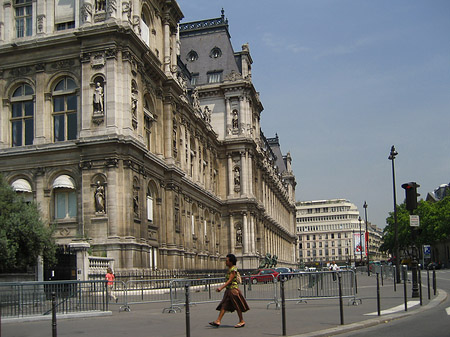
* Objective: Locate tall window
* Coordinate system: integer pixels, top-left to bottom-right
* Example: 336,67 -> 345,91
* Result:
15,0 -> 32,38
146,189 -> 153,221
53,175 -> 77,220
11,84 -> 34,147
53,77 -> 77,141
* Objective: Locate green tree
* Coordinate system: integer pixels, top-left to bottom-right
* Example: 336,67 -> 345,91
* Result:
0,174 -> 56,272
381,196 -> 450,255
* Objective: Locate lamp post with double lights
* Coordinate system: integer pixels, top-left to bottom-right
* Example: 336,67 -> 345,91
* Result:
388,145 -> 401,283
363,201 -> 369,276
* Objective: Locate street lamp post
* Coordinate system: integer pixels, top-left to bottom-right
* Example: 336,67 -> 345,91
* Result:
389,145 -> 401,283
364,201 -> 369,276
358,216 -> 363,265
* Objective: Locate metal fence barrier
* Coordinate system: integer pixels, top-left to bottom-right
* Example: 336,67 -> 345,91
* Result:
0,280 -> 108,318
279,270 -> 360,305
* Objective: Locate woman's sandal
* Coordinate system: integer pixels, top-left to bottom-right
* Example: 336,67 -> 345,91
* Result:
234,322 -> 245,328
209,321 -> 220,327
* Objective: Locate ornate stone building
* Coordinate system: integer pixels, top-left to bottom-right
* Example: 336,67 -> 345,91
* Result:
0,2 -> 296,273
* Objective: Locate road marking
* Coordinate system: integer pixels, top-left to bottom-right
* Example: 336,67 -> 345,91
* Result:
446,307 -> 450,315
364,301 -> 420,315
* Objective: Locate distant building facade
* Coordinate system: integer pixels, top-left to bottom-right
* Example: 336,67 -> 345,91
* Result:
0,3 -> 296,274
296,199 -> 385,266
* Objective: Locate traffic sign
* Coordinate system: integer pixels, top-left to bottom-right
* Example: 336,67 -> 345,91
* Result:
423,245 -> 431,258
410,215 -> 420,227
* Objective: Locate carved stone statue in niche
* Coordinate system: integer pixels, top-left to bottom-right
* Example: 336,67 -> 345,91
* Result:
95,0 -> 106,11
236,225 -> 242,246
81,3 -> 93,23
93,82 -> 104,113
234,166 -> 240,187
94,181 -> 106,213
133,194 -> 139,217
232,110 -> 239,129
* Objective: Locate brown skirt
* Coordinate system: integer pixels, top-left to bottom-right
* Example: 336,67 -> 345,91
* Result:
216,288 -> 250,313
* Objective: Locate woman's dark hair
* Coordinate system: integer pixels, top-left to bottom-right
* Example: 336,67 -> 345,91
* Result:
226,254 -> 237,265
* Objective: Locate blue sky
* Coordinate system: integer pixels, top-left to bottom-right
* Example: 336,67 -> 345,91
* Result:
177,0 -> 450,228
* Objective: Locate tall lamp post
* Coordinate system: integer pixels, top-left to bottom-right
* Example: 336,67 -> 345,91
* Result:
363,201 -> 369,276
389,145 -> 401,283
358,216 -> 363,265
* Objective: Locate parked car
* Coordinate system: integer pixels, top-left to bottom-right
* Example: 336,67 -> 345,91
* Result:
245,269 -> 279,284
427,262 -> 442,270
275,267 -> 293,280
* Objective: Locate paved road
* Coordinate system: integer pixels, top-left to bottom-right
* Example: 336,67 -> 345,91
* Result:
345,269 -> 450,337
2,271 -> 446,337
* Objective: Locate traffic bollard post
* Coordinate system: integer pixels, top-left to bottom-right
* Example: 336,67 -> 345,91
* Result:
185,284 -> 190,337
377,273 -> 381,316
52,292 -> 57,337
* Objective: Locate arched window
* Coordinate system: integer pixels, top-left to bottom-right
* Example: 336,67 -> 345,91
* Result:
11,83 -> 34,147
14,0 -> 33,38
53,77 -> 77,142
11,178 -> 33,203
53,175 -> 77,219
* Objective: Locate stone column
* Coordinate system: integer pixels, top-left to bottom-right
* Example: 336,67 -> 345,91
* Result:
163,101 -> 173,161
163,17 -> 171,76
248,153 -> 253,196
243,212 -> 248,254
240,151 -> 247,196
250,214 -> 256,253
239,96 -> 245,134
225,98 -> 231,136
230,213 -> 235,254
227,154 -> 233,197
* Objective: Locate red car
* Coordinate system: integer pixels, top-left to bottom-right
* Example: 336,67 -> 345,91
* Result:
245,269 -> 279,284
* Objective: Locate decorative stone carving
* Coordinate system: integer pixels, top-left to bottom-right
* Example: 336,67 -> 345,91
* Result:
232,110 -> 239,130
122,2 -> 132,22
94,181 -> 106,213
235,224 -> 242,246
81,3 -> 93,23
107,0 -> 117,17
93,82 -> 104,113
37,15 -> 45,34
233,166 -> 240,191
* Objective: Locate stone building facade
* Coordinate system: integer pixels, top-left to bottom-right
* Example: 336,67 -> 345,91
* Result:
0,2 -> 296,272
296,199 -> 385,266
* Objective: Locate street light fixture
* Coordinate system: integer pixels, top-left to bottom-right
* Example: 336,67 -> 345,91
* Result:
389,145 -> 401,283
363,201 -> 369,276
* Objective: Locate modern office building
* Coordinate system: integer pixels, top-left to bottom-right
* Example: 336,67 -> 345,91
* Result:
0,2 -> 296,276
296,199 -> 363,266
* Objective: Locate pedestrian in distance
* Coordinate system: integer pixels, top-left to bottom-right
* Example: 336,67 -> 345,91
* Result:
106,267 -> 118,303
329,260 -> 339,281
209,253 -> 249,328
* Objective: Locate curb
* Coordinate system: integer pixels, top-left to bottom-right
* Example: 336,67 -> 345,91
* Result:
289,288 -> 448,337
1,310 -> 113,324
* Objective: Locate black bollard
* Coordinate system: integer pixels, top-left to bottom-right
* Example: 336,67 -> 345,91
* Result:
354,272 -> 358,294
338,273 -> 344,325
377,273 -> 381,316
52,292 -> 57,337
403,267 -> 407,312
427,268 -> 430,300
280,277 -> 287,336
393,265 -> 396,292
418,268 -> 422,306
1,302 -> 2,337
185,284 -> 190,337
433,267 -> 436,296
381,266 -> 384,286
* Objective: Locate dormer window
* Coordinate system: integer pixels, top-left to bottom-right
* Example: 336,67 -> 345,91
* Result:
210,47 -> 222,59
187,50 -> 198,62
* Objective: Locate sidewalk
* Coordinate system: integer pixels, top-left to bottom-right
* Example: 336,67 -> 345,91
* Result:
2,273 -> 446,337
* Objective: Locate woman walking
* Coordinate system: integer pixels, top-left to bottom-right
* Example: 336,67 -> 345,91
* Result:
209,254 -> 249,328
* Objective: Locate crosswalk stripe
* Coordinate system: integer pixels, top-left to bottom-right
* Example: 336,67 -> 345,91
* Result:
364,301 -> 420,316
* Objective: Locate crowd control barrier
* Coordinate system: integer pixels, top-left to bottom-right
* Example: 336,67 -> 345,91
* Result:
0,280 -> 108,318
279,270 -> 360,305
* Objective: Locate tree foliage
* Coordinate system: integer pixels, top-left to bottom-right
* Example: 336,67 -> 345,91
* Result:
381,196 -> 450,255
0,175 -> 57,272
